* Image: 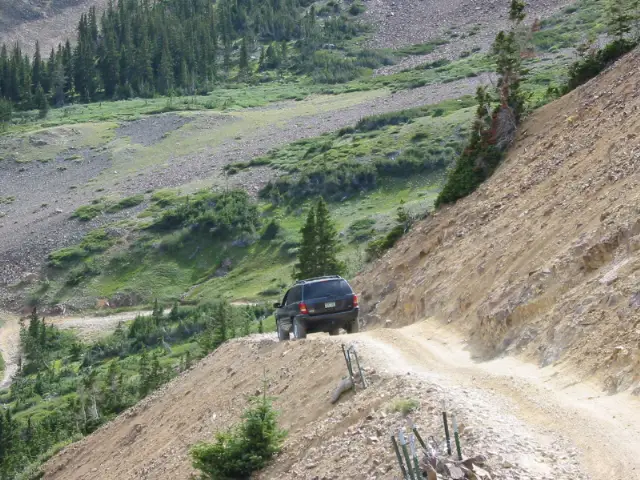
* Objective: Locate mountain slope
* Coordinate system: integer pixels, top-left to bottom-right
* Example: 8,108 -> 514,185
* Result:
354,47 -> 640,394
0,0 -> 108,54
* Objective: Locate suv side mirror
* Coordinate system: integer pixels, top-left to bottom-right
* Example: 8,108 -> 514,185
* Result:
273,302 -> 281,309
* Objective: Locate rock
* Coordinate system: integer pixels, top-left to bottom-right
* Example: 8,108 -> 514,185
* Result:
472,466 -> 492,479
444,463 -> 465,479
385,319 -> 393,328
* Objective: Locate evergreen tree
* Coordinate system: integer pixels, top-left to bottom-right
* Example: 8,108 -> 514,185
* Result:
294,199 -> 343,280
35,83 -> 49,118
0,98 -> 11,130
152,298 -> 163,323
314,198 -> 345,276
169,301 -> 180,323
608,0 -> 634,39
238,36 -> 250,79
294,205 -> 317,279
138,350 -> 151,397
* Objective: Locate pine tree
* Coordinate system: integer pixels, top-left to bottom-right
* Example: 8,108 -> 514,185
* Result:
138,350 -> 151,397
169,301 -> 180,322
32,42 -> 43,91
608,0 -> 633,39
294,205 -> 317,279
150,353 -> 162,391
314,198 -> 344,276
35,83 -> 49,118
238,36 -> 250,79
158,38 -> 174,94
0,98 -> 11,130
152,298 -> 163,323
241,310 -> 252,336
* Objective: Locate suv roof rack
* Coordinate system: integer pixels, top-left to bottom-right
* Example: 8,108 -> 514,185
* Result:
294,275 -> 342,285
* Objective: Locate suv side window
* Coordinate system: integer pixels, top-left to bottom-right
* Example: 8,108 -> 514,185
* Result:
287,286 -> 302,304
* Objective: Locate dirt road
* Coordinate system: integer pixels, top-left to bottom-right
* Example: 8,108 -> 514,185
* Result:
0,312 -> 20,389
0,309 -> 153,390
48,310 -> 155,341
350,320 -> 640,480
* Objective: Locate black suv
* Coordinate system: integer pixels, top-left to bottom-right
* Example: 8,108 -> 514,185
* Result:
273,276 -> 359,340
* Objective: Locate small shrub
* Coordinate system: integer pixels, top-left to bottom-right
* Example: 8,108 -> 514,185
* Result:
48,247 -> 87,267
260,163 -> 377,204
72,204 -> 103,221
565,39 -> 636,92
390,398 -> 420,416
347,217 -> 376,243
190,393 -> 286,479
151,189 -> 179,207
261,219 -> 281,241
107,194 -> 145,213
349,1 -> 366,15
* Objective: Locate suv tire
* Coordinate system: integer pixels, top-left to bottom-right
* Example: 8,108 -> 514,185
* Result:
346,318 -> 359,334
277,321 -> 290,341
329,328 -> 340,336
293,318 -> 307,339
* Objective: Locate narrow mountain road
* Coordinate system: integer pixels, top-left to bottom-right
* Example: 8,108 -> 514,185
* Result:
48,310 -> 154,341
0,312 -> 20,389
346,320 -> 640,480
0,309 -> 153,390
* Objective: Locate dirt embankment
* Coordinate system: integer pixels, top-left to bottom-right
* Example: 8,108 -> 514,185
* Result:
354,48 -> 640,394
42,324 -> 640,480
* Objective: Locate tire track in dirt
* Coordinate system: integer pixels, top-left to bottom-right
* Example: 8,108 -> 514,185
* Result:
348,321 -> 640,480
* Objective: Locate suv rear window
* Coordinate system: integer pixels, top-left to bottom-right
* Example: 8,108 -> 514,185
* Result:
304,280 -> 352,299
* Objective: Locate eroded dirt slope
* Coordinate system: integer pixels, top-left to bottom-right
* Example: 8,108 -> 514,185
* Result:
44,328 -> 622,480
354,48 -> 640,394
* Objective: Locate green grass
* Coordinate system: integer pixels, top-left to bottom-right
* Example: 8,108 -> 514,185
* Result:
533,0 -> 607,52
389,398 -> 420,415
0,123 -> 115,163
72,194 -> 146,221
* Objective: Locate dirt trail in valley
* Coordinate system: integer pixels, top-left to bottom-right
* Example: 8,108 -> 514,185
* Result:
0,309 -> 154,390
0,312 -> 20,389
352,321 -> 640,480
48,310 -> 155,341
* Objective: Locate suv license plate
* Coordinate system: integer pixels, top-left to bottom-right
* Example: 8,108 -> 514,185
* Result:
325,302 -> 336,308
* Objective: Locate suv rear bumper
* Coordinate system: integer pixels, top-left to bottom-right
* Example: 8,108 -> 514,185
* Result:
295,308 -> 359,332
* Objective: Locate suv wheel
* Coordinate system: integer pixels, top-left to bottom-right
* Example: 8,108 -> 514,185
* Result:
277,321 -> 290,342
328,328 -> 340,336
346,319 -> 360,334
293,318 -> 307,339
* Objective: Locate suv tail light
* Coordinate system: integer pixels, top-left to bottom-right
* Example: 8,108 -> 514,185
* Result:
353,294 -> 359,308
299,302 -> 309,314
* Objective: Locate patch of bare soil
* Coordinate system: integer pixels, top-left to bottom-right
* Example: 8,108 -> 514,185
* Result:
354,48 -> 640,395
116,114 -> 195,147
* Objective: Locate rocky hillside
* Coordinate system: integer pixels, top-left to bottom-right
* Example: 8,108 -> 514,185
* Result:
355,47 -> 640,394
0,0 -> 109,54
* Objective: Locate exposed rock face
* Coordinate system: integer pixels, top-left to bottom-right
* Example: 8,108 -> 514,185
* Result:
355,48 -> 640,393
